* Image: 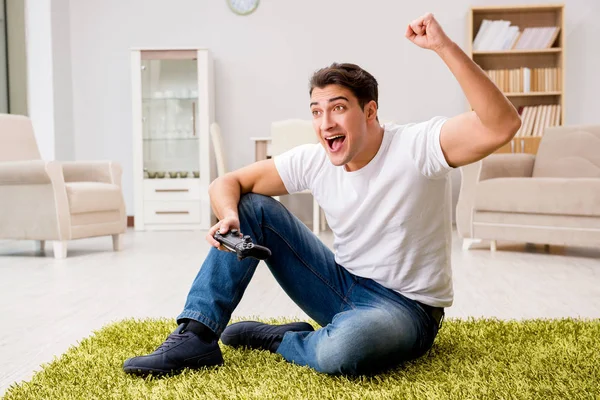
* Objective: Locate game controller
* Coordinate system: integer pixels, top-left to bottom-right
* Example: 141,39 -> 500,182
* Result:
213,229 -> 272,261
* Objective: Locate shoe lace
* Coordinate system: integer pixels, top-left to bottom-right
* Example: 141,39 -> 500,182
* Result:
156,332 -> 188,352
248,332 -> 281,352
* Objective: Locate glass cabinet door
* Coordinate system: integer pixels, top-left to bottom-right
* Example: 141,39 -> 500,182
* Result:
141,54 -> 199,179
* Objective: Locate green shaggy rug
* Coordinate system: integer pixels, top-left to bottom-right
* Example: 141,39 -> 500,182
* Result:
3,318 -> 599,400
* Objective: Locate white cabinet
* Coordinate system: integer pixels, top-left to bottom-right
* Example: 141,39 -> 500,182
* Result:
131,48 -> 216,230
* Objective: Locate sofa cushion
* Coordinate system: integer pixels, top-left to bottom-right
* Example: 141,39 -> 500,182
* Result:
533,125 -> 600,178
66,182 -> 123,214
474,178 -> 600,217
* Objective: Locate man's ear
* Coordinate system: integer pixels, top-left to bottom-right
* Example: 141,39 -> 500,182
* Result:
365,100 -> 378,121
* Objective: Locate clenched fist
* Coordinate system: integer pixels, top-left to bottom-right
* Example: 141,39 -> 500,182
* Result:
405,13 -> 451,52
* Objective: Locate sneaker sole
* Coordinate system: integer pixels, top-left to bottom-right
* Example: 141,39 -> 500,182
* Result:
123,350 -> 224,377
123,366 -> 186,376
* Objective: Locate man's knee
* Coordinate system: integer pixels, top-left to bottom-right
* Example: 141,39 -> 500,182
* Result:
315,340 -> 360,375
238,193 -> 283,223
315,334 -> 388,376
314,313 -> 416,376
239,193 -> 277,210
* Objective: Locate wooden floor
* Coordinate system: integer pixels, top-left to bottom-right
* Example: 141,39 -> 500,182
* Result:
1,228 -> 599,395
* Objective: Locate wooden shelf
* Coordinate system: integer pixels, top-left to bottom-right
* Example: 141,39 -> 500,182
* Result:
495,136 -> 543,155
469,4 -> 565,155
471,4 -> 565,12
505,91 -> 561,97
473,48 -> 562,55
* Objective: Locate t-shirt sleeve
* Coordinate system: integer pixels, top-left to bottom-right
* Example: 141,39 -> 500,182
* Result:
273,144 -> 321,194
401,116 -> 454,179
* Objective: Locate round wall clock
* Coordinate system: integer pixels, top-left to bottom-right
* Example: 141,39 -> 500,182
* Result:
228,0 -> 259,16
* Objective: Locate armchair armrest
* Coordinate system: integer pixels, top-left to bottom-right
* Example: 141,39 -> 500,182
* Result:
0,160 -> 60,185
0,160 -> 71,240
61,161 -> 123,186
455,153 -> 535,238
478,153 -> 536,181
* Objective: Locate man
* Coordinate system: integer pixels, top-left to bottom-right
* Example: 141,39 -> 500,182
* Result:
123,13 -> 520,376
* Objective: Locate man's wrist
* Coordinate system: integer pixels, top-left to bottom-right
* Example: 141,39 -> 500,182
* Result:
222,209 -> 239,220
434,39 -> 458,58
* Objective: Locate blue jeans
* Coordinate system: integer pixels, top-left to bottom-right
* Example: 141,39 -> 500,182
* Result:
177,193 -> 442,376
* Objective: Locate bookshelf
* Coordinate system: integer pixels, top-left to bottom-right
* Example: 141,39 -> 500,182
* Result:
468,4 -> 565,154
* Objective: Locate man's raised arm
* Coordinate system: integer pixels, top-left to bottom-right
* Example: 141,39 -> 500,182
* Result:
406,13 -> 521,167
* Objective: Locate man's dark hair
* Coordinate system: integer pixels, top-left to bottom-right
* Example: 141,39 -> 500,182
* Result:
309,63 -> 379,111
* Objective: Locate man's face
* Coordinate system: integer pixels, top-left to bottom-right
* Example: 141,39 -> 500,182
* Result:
310,84 -> 370,169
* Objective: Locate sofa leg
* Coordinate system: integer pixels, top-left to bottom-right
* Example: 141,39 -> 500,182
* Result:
490,240 -> 497,252
35,240 -> 46,253
112,234 -> 123,251
462,238 -> 481,250
53,241 -> 68,259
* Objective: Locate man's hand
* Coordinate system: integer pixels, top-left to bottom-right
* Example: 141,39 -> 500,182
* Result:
405,13 -> 451,53
206,215 -> 242,250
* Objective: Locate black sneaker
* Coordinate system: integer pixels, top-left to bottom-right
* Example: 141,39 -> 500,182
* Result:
221,321 -> 314,353
123,323 -> 223,376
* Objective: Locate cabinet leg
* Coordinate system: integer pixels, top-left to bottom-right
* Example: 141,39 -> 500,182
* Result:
490,240 -> 497,252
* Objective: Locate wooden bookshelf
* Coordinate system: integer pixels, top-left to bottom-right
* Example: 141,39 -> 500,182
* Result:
473,48 -> 562,55
468,4 -> 565,155
505,91 -> 561,97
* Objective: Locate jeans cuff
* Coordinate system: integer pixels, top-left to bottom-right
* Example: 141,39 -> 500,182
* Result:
176,310 -> 221,336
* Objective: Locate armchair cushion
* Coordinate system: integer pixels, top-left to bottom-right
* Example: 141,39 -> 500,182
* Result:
532,125 -> 600,178
474,178 -> 600,217
66,182 -> 123,214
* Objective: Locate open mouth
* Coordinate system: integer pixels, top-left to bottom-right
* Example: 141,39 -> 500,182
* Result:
325,134 -> 346,152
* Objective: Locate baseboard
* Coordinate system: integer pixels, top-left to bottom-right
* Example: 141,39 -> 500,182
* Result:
127,216 -> 134,227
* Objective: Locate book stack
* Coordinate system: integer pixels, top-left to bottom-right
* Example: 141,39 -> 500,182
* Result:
513,27 -> 561,50
473,19 -> 560,51
514,105 -> 561,137
485,67 -> 561,93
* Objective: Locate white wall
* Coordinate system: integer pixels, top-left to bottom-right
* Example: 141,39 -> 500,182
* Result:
25,0 -> 55,160
64,0 -> 599,216
51,0 -> 74,160
22,0 -> 73,160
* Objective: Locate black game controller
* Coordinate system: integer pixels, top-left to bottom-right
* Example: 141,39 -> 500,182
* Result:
213,229 -> 272,261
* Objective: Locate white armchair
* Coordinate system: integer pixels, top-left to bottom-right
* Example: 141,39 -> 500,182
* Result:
0,114 -> 126,259
270,119 -> 323,235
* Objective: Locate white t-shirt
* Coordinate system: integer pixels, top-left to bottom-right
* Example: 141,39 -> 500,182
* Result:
274,116 -> 454,308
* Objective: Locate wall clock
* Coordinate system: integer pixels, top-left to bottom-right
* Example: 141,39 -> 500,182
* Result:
228,0 -> 259,16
